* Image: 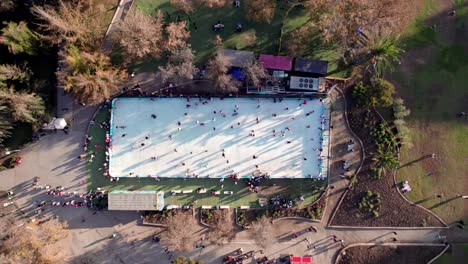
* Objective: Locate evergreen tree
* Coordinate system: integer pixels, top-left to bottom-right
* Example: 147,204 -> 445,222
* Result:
0,21 -> 40,55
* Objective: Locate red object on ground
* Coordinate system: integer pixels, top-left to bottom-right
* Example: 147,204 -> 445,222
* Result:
303,100 -> 307,104
259,54 -> 293,71
291,256 -> 312,264
15,157 -> 22,164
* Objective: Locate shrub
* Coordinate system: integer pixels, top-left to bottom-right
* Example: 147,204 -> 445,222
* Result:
352,82 -> 370,107
371,123 -> 397,150
237,210 -> 246,225
358,190 -> 381,217
372,210 -> 379,217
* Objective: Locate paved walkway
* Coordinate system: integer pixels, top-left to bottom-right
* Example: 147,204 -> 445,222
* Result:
102,0 -> 134,51
2,86 -> 465,264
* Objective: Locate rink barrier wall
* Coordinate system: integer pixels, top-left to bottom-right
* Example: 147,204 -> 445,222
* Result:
107,96 -> 332,181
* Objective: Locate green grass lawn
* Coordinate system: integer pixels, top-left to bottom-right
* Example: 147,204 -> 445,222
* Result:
132,0 -> 349,77
87,105 -> 325,208
393,0 -> 468,223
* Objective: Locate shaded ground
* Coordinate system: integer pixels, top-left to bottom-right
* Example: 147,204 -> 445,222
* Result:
331,87 -> 444,227
338,245 -> 444,264
434,244 -> 468,264
131,0 -> 349,77
392,0 -> 468,223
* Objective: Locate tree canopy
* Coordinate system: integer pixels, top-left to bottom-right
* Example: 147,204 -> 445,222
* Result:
0,21 -> 40,55
245,0 -> 276,24
113,9 -> 165,62
0,88 -> 45,124
59,45 -> 125,104
159,46 -> 197,86
0,217 -> 70,264
206,53 -> 240,93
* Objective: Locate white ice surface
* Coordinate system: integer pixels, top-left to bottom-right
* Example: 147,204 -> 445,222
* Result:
109,97 -> 327,178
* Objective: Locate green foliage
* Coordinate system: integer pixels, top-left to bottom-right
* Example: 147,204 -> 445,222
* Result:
358,190 -> 381,217
371,123 -> 397,150
371,123 -> 399,177
0,21 -> 40,55
202,209 -> 214,220
372,146 -> 399,176
362,34 -> 404,77
349,175 -> 358,186
256,210 -> 267,219
306,207 -> 321,219
352,79 -> 395,108
371,167 -> 381,179
371,78 -> 395,107
237,210 -> 246,225
0,104 -> 12,145
0,64 -> 32,85
352,81 -> 370,107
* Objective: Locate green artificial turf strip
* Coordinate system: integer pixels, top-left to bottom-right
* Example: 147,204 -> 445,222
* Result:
86,105 -> 326,208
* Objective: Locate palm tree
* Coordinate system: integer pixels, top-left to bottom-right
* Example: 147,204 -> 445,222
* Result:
359,33 -> 404,77
0,21 -> 40,55
59,45 -> 125,104
0,104 -> 13,145
372,145 -> 399,178
0,88 -> 45,124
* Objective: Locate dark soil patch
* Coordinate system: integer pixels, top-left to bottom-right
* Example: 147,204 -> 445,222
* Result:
143,209 -> 193,224
269,191 -> 326,220
201,209 -> 230,226
236,209 -> 267,227
331,87 -> 444,227
338,245 -> 444,264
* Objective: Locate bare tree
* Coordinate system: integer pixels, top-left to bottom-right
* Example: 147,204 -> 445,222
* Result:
160,213 -> 198,252
245,0 -> 276,24
250,217 -> 274,249
239,30 -> 257,47
212,34 -> 223,46
59,45 -> 125,104
113,9 -> 165,62
158,46 -> 198,86
0,88 -> 45,124
205,210 -> 236,245
206,53 -> 240,94
32,0 -> 107,49
243,61 -> 269,87
165,21 -> 191,53
0,216 -> 70,263
197,0 -> 227,8
285,23 -> 313,57
170,0 -> 195,13
304,0 -> 420,48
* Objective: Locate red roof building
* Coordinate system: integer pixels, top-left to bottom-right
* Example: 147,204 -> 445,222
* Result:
259,54 -> 293,71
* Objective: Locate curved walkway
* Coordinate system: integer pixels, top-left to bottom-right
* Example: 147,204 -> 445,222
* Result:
1,84 -> 466,264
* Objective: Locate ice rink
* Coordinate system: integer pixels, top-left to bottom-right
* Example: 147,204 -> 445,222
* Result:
109,97 -> 330,179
